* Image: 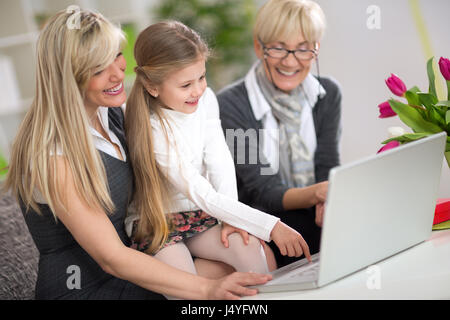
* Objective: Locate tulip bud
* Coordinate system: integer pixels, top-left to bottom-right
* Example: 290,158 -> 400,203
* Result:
387,126 -> 406,138
378,101 -> 396,118
439,57 -> 450,81
385,73 -> 407,96
377,140 -> 400,154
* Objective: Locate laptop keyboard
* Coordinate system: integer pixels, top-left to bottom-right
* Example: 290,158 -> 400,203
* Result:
287,260 -> 320,281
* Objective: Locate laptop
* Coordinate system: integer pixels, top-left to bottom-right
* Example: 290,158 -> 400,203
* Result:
254,131 -> 446,293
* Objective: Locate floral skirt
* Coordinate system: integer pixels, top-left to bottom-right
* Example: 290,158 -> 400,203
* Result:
130,209 -> 218,254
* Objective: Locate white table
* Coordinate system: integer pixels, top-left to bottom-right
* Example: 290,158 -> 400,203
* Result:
245,229 -> 450,300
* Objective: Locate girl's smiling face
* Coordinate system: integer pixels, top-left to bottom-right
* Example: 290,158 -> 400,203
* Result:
152,57 -> 207,114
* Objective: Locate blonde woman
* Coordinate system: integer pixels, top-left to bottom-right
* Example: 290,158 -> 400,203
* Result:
124,20 -> 312,293
4,10 -> 271,300
217,0 -> 342,268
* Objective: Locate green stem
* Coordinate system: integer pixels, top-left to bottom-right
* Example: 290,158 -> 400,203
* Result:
447,80 -> 450,101
410,104 -> 427,111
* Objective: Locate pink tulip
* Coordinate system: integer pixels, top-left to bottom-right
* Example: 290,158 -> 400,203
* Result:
378,101 -> 396,118
439,57 -> 450,81
385,73 -> 407,96
377,140 -> 400,154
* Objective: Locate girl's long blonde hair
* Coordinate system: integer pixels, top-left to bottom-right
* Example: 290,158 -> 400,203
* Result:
4,10 -> 125,218
125,21 -> 209,254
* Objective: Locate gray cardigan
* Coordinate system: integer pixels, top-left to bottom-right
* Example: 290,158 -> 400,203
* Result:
217,76 -> 342,215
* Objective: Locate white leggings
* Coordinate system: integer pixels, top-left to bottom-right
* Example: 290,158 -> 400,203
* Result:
154,224 -> 269,299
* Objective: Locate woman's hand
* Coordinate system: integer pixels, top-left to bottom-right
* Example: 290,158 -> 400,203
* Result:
314,181 -> 329,204
314,181 -> 328,227
221,222 -> 264,248
270,221 -> 311,262
205,272 -> 272,300
315,202 -> 325,227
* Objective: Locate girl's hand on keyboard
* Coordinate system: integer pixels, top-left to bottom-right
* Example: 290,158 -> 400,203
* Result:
270,221 -> 312,262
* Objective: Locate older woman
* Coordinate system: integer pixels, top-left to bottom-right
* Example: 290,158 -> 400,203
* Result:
217,0 -> 342,269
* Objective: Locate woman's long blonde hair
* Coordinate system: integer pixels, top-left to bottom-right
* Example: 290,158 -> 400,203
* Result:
4,10 -> 125,217
125,21 -> 209,254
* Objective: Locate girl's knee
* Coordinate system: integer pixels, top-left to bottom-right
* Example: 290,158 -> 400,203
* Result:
226,234 -> 268,273
228,233 -> 260,249
227,234 -> 265,258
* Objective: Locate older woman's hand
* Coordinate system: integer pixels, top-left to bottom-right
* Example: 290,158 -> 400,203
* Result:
313,181 -> 328,227
315,202 -> 325,227
314,181 -> 329,203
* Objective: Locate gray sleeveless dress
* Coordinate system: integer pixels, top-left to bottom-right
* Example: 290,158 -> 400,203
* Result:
20,107 -> 164,300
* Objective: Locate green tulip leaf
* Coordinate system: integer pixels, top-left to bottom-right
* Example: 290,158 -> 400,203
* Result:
405,90 -> 420,106
433,105 -> 445,116
429,107 -> 446,129
388,99 -> 442,133
381,132 -> 432,145
446,110 -> 450,125
417,92 -> 438,110
427,57 -> 437,97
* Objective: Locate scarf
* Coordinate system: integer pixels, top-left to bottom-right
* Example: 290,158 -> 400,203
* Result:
255,62 -> 316,188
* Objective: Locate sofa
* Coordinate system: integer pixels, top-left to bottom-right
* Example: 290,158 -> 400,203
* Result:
0,190 -> 38,299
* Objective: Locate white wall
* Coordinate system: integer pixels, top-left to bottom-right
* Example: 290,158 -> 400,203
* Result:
312,0 -> 450,197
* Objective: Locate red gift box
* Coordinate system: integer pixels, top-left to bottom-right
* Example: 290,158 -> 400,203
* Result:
433,198 -> 450,225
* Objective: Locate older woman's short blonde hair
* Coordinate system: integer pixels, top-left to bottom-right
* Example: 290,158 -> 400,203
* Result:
254,0 -> 326,44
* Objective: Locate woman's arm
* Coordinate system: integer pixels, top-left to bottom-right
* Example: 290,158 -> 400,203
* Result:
281,181 -> 328,211
50,156 -> 270,299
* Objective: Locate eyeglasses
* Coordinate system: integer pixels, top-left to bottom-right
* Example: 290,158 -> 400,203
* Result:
258,38 -> 318,61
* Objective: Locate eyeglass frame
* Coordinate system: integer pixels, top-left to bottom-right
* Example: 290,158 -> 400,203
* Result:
257,37 -> 318,61
256,36 -> 322,96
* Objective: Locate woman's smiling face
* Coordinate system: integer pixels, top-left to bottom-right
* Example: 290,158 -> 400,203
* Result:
84,52 -> 127,112
254,33 -> 318,93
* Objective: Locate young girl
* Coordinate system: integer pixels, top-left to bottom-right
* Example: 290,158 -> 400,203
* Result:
124,21 -> 312,288
4,10 -> 271,300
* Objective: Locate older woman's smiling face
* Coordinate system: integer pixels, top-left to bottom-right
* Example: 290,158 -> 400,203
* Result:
254,33 -> 318,93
